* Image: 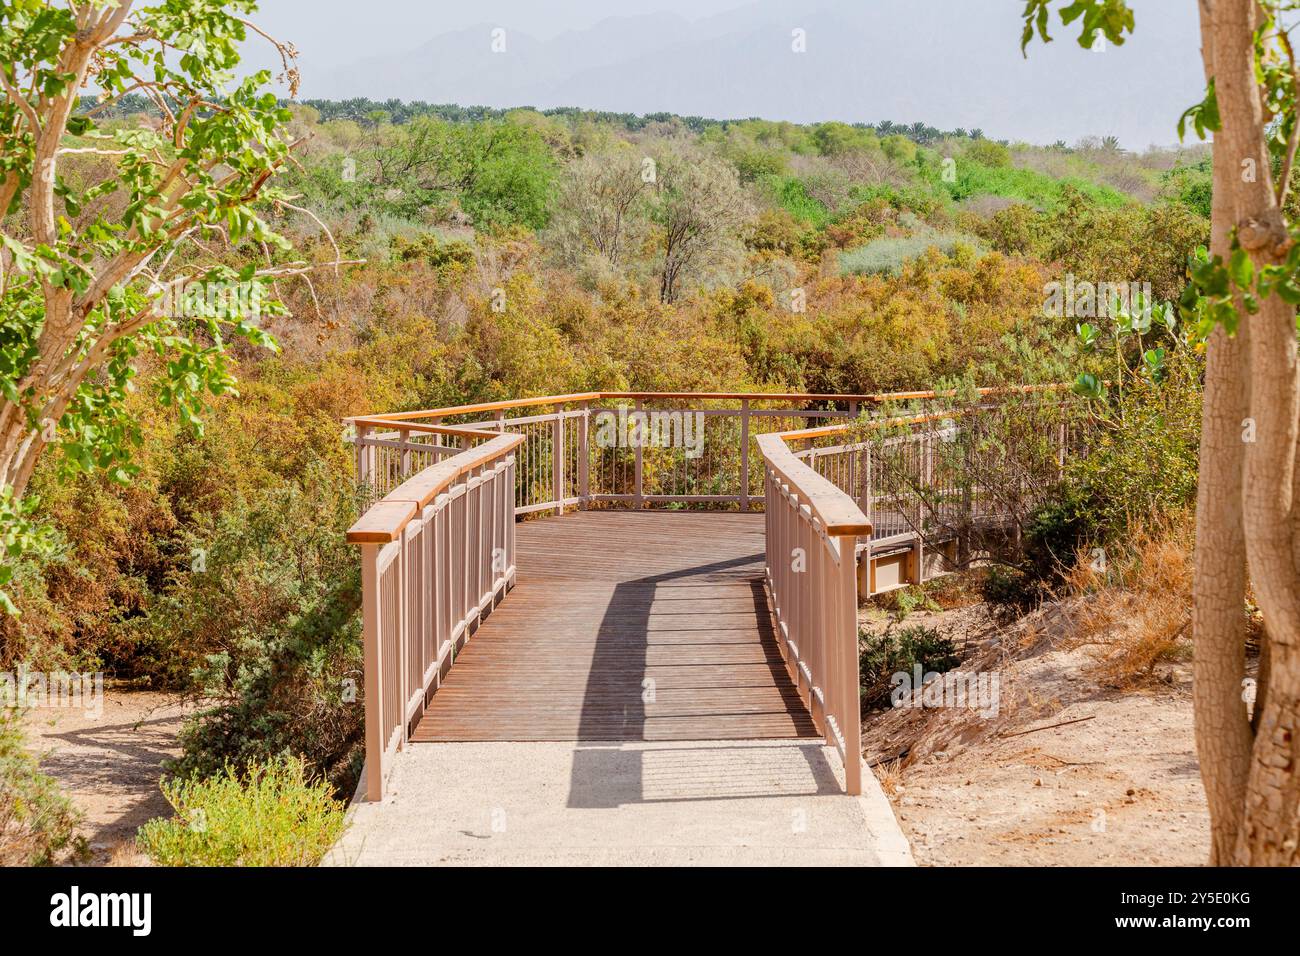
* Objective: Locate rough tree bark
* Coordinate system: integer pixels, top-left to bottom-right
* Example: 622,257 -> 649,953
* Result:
1192,0 -> 1255,866
1197,0 -> 1300,865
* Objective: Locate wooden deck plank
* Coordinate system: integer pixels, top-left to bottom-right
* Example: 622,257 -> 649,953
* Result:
410,510 -> 820,743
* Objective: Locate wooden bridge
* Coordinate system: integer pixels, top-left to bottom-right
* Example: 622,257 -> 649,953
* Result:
344,389 -> 1075,804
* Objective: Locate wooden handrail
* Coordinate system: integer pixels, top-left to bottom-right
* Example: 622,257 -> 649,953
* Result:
343,383 -> 1073,426
755,433 -> 872,538
344,393 -> 604,424
778,409 -> 979,443
599,391 -> 891,402
347,432 -> 526,543
758,427 -> 866,795
353,429 -> 520,800
777,386 -> 1076,442
348,417 -> 505,439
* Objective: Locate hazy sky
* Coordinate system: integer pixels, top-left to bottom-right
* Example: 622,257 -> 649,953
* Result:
242,0 -> 1205,147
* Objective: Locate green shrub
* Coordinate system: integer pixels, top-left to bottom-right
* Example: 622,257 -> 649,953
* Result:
873,584 -> 941,621
965,139 -> 1012,169
859,625 -> 961,709
137,755 -> 346,866
0,710 -> 84,865
980,355 -> 1201,621
981,563 -> 1051,622
759,174 -> 832,226
1064,370 -> 1201,539
932,159 -> 1128,209
881,134 -> 918,164
840,232 -> 985,276
141,464 -> 365,796
728,144 -> 789,182
1160,156 -> 1212,217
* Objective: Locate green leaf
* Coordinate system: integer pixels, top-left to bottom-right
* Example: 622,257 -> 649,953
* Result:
1229,248 -> 1255,289
1178,79 -> 1221,141
1072,372 -> 1106,400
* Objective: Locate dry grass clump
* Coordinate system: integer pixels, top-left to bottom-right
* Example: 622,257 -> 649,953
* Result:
1062,516 -> 1194,687
874,758 -> 904,796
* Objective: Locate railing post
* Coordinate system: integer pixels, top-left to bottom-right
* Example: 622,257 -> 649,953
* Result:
434,494 -> 449,677
837,532 -> 862,796
739,399 -> 751,511
399,427 -> 411,479
398,524 -> 411,747
470,465 -> 483,624
634,398 -> 644,510
961,427 -> 974,569
355,425 -> 373,487
553,410 -> 565,515
361,543 -> 384,801
579,402 -> 590,510
506,455 -> 518,583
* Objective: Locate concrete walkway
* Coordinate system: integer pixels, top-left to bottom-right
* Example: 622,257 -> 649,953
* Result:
326,739 -> 913,866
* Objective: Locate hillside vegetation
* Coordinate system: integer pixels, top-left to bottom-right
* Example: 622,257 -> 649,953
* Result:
2,100 -> 1209,805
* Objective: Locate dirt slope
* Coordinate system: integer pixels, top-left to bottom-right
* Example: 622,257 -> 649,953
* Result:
860,601 -> 1210,866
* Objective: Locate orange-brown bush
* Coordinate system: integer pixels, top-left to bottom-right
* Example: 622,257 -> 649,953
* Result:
1063,516 -> 1195,687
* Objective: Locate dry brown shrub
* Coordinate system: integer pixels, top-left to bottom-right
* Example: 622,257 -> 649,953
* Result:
1063,515 -> 1194,687
874,758 -> 904,796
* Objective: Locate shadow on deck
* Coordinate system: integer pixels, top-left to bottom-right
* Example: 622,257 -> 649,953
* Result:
410,511 -> 819,749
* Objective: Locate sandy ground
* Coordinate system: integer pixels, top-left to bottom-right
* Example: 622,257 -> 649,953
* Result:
859,600 -> 1211,866
23,690 -> 194,865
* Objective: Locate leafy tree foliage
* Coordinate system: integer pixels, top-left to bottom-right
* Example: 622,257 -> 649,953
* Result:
0,0 -> 314,610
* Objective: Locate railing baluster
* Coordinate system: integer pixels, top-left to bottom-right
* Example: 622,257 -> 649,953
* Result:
739,400 -> 751,511
360,543 -> 383,801
578,403 -> 590,510
553,412 -> 565,515
633,398 -> 644,510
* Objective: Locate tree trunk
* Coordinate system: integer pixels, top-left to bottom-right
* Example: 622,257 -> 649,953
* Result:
1203,0 -> 1300,866
1192,0 -> 1254,866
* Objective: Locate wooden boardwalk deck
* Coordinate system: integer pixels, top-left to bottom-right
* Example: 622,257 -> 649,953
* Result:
410,511 -> 819,742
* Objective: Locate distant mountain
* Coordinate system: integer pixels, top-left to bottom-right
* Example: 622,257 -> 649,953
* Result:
310,0 -> 1202,147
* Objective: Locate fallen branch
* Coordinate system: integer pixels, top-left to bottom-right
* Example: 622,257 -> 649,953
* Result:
868,748 -> 910,768
1040,752 -> 1102,766
1000,713 -> 1096,739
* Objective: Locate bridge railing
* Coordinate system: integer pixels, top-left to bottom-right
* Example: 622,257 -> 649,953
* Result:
345,386 -> 1077,799
785,395 -> 1083,592
346,425 -> 522,800
757,430 -> 872,794
346,387 -> 1071,515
